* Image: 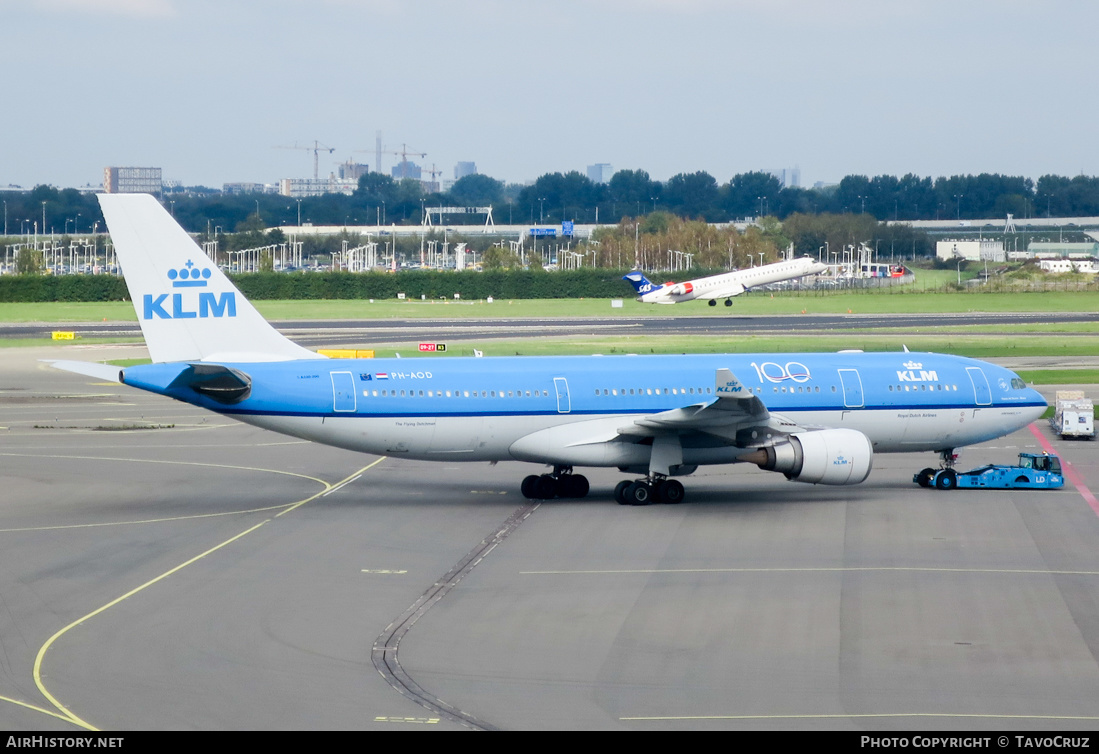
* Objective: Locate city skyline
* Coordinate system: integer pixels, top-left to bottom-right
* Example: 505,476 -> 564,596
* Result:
5,1 -> 1098,190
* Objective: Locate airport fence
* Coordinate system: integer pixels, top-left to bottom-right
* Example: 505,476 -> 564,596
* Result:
1,268 -> 1097,303
0,268 -> 636,302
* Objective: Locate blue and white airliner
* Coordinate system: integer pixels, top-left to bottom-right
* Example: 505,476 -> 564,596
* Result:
49,194 -> 1047,505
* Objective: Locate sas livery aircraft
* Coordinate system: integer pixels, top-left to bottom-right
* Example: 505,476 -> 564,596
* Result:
50,195 -> 1046,505
624,255 -> 828,306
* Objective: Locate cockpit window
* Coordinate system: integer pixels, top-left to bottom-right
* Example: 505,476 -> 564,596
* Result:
1011,378 -> 1026,389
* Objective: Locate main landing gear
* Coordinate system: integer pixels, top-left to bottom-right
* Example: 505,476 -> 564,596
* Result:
519,469 -> 687,505
915,448 -> 958,490
521,466 -> 590,500
613,476 -> 685,506
706,299 -> 734,307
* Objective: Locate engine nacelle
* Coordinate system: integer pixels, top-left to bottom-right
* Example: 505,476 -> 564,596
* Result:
669,282 -> 693,296
753,428 -> 873,485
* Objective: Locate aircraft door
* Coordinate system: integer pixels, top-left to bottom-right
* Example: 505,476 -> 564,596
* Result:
966,367 -> 992,406
838,368 -> 864,408
554,377 -> 571,414
331,371 -> 357,412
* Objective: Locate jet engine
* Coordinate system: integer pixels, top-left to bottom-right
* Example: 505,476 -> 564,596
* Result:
745,428 -> 873,485
669,282 -> 694,296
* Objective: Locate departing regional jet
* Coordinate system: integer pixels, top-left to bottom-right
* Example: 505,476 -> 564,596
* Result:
623,255 -> 828,306
49,194 -> 1046,505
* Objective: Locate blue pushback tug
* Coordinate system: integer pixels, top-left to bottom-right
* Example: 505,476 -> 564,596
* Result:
915,452 -> 1065,491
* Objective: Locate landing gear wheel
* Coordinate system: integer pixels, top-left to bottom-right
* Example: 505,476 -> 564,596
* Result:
708,299 -> 717,306
532,474 -> 558,499
656,479 -> 685,504
614,480 -> 632,505
915,468 -> 935,488
724,299 -> 733,307
521,475 -> 540,499
934,469 -> 958,491
558,474 -> 590,499
625,482 -> 654,506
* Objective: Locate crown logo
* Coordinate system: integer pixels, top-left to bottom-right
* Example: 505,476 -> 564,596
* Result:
903,360 -> 922,370
168,260 -> 211,288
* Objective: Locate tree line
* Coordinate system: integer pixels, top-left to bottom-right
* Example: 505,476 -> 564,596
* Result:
4,171 -> 1098,243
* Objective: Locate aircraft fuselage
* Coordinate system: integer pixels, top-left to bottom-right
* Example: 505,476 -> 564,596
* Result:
121,351 -> 1046,464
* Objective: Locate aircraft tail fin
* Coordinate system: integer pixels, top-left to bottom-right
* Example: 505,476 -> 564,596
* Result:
98,194 -> 318,363
622,271 -> 658,294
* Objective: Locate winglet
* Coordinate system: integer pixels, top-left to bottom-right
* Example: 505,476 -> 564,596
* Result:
715,368 -> 748,397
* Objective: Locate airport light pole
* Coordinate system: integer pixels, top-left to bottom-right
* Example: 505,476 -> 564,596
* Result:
954,194 -> 963,220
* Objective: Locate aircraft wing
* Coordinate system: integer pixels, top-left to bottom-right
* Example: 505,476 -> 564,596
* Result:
509,367 -> 812,470
695,282 -> 746,301
618,368 -> 803,441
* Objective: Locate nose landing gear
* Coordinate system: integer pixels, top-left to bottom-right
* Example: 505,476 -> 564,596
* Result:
915,448 -> 958,489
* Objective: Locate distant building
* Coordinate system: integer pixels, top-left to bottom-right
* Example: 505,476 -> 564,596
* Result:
765,167 -> 800,188
455,162 -> 477,179
279,177 -> 356,198
224,182 -> 277,195
1039,259 -> 1098,274
392,161 -> 422,180
338,160 -> 371,182
104,166 -> 162,195
587,163 -> 613,184
936,240 -> 1005,262
1027,242 -> 1099,259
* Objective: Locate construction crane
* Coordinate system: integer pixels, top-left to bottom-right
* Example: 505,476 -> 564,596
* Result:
356,142 -> 426,179
423,164 -> 443,191
274,140 -> 335,179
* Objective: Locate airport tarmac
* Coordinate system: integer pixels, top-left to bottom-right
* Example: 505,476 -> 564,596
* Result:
3,310 -> 1099,350
2,344 -> 1099,731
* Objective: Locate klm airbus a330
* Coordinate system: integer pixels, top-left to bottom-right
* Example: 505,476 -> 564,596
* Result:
50,194 -> 1047,505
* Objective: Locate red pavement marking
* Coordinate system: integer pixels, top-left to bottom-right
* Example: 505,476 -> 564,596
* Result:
1028,422 -> 1099,517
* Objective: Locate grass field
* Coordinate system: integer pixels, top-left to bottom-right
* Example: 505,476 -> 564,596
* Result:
6,285 -> 1098,383
3,289 -> 1099,323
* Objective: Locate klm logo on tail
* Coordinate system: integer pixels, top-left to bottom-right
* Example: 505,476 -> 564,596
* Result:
142,261 -> 237,320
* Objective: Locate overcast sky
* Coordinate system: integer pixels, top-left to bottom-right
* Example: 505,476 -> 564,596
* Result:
5,0 -> 1097,190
